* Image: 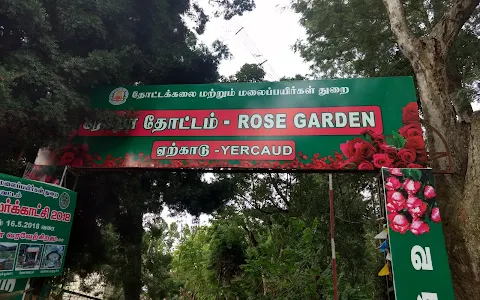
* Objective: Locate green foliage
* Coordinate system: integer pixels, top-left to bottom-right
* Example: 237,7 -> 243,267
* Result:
292,0 -> 480,108
172,173 -> 381,299
386,131 -> 407,149
221,63 -> 266,83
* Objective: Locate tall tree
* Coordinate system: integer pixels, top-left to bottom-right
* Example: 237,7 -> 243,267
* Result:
293,0 -> 480,297
0,1 -> 255,298
220,63 -> 266,82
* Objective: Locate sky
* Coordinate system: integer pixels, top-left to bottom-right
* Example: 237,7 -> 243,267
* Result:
196,0 -> 311,80
160,0 -> 310,227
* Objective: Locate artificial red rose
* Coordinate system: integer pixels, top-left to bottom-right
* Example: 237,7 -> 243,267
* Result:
378,144 -> 397,159
407,163 -> 423,168
386,190 -> 406,212
388,213 -> 410,234
340,138 -> 367,159
385,176 -> 401,191
398,123 -> 422,139
424,185 -> 436,199
313,159 -> 328,169
358,161 -> 375,170
361,130 -> 386,143
405,136 -> 425,151
373,153 -> 394,168
403,178 -> 421,195
80,144 -> 89,153
389,168 -> 403,176
402,102 -> 420,123
72,158 -> 85,167
410,219 -> 430,235
431,207 -> 441,223
352,141 -> 376,163
394,161 -> 408,168
416,149 -> 428,163
406,196 -> 427,218
397,148 -> 417,164
58,152 -> 75,166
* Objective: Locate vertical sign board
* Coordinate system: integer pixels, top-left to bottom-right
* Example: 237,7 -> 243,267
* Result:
381,168 -> 454,299
0,278 -> 29,300
0,173 -> 76,279
49,77 -> 427,171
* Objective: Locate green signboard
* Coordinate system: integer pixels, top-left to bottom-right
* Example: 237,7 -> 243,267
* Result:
0,278 -> 29,299
57,77 -> 427,171
0,173 -> 76,279
381,168 -> 454,300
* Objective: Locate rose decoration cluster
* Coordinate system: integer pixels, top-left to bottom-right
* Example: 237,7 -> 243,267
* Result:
383,168 -> 441,235
339,102 -> 427,170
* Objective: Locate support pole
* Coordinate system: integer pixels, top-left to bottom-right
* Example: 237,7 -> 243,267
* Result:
329,173 -> 338,300
59,166 -> 68,187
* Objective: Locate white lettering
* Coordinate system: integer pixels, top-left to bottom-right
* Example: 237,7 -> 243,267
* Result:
417,292 -> 438,300
362,111 -> 376,127
411,245 -> 433,271
335,113 -> 347,127
231,146 -> 239,155
348,112 -> 361,128
307,113 -> 321,128
238,115 -> 249,129
276,114 -> 287,129
321,113 -> 334,128
294,113 -> 306,128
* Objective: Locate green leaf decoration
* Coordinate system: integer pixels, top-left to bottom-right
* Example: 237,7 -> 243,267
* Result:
391,131 -> 407,148
403,168 -> 422,181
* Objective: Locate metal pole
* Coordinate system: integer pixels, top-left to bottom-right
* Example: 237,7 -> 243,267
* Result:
59,166 -> 68,186
329,173 -> 338,300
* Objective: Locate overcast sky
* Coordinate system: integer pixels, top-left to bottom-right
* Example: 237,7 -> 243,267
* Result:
197,0 -> 311,80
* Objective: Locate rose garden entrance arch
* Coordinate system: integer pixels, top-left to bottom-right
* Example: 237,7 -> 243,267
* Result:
27,77 -> 455,300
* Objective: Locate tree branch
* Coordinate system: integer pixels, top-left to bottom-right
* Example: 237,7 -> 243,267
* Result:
268,174 -> 290,207
382,0 -> 420,60
430,0 -> 480,49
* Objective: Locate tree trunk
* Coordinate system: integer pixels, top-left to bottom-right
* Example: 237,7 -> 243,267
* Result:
121,212 -> 144,300
411,39 -> 480,299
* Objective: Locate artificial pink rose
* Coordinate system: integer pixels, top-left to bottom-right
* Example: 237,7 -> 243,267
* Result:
373,153 -> 394,168
387,191 -> 406,212
358,161 -> 375,170
386,202 -> 398,213
403,178 -> 421,195
388,213 -> 410,234
406,196 -> 427,218
410,219 -> 430,235
385,176 -> 401,191
424,185 -> 436,199
431,207 -> 441,223
389,168 -> 403,176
